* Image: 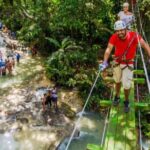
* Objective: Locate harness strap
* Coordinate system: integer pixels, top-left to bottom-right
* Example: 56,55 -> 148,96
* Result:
121,64 -> 134,71
113,59 -> 134,71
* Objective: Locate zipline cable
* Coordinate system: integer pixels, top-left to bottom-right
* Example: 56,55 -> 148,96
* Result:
131,6 -> 150,94
131,2 -> 150,150
135,48 -> 142,150
65,70 -> 101,150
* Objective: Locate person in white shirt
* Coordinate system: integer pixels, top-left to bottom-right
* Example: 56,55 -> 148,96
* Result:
118,2 -> 134,30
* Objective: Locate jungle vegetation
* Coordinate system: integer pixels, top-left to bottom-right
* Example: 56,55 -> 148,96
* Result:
0,0 -> 150,137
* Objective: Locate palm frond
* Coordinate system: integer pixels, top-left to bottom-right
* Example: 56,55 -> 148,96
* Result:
45,37 -> 60,48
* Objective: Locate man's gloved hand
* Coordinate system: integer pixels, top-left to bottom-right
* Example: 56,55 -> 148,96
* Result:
99,61 -> 108,71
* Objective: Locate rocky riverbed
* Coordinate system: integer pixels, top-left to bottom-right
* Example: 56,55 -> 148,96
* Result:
0,33 -> 83,150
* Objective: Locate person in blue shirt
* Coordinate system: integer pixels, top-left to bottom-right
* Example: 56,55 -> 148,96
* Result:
16,52 -> 21,63
0,59 -> 6,76
0,22 -> 3,30
0,59 -> 2,76
51,86 -> 58,111
11,32 -> 16,39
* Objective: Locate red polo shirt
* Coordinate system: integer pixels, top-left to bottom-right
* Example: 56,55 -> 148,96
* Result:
109,31 -> 142,64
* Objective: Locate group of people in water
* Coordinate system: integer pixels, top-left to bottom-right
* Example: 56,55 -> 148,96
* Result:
0,21 -> 21,76
42,86 -> 58,112
0,52 -> 21,76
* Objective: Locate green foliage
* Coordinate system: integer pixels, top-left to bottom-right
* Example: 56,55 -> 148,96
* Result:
141,110 -> 150,138
17,23 -> 42,42
46,38 -> 110,109
0,0 -> 114,109
143,94 -> 150,103
140,0 -> 150,19
46,38 -> 98,85
0,0 -> 150,140
138,94 -> 150,138
138,0 -> 150,42
52,0 -> 114,43
0,0 -> 116,50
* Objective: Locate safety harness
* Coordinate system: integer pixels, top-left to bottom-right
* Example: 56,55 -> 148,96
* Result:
113,33 -> 137,71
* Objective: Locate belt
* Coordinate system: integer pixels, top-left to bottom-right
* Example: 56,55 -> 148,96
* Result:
121,64 -> 134,71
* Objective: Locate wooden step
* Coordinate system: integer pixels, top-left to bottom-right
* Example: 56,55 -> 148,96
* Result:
135,102 -> 150,110
133,70 -> 144,75
87,144 -> 103,150
100,100 -> 112,107
100,101 -> 150,110
134,78 -> 145,84
104,77 -> 145,84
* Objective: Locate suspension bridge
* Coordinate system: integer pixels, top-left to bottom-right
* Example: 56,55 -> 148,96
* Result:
65,0 -> 150,150
87,70 -> 147,150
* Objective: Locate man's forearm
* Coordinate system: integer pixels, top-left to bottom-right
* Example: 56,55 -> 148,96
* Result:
140,39 -> 150,57
143,43 -> 150,57
104,48 -> 111,62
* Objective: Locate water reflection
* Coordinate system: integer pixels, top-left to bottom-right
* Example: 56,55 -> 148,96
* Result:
0,132 -> 19,150
57,112 -> 105,150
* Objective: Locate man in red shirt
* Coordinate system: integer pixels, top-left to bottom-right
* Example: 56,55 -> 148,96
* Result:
99,20 -> 150,112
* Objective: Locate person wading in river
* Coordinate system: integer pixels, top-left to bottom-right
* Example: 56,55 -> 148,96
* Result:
42,93 -> 47,112
99,20 -> 150,113
11,57 -> 15,68
51,86 -> 58,112
16,52 -> 21,64
45,90 -> 52,110
6,59 -> 13,75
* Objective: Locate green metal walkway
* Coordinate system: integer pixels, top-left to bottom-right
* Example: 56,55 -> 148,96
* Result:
87,70 -> 146,150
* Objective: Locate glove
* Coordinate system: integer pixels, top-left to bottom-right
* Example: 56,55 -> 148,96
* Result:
99,61 -> 108,71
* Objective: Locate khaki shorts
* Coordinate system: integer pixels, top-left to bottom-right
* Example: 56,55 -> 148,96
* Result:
113,64 -> 134,90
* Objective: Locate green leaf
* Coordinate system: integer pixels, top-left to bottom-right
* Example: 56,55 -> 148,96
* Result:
45,37 -> 60,48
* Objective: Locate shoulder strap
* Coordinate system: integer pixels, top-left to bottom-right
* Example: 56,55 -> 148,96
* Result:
123,32 -> 137,57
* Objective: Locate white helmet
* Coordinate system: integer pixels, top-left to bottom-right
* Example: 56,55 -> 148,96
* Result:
114,20 -> 126,30
123,2 -> 129,7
